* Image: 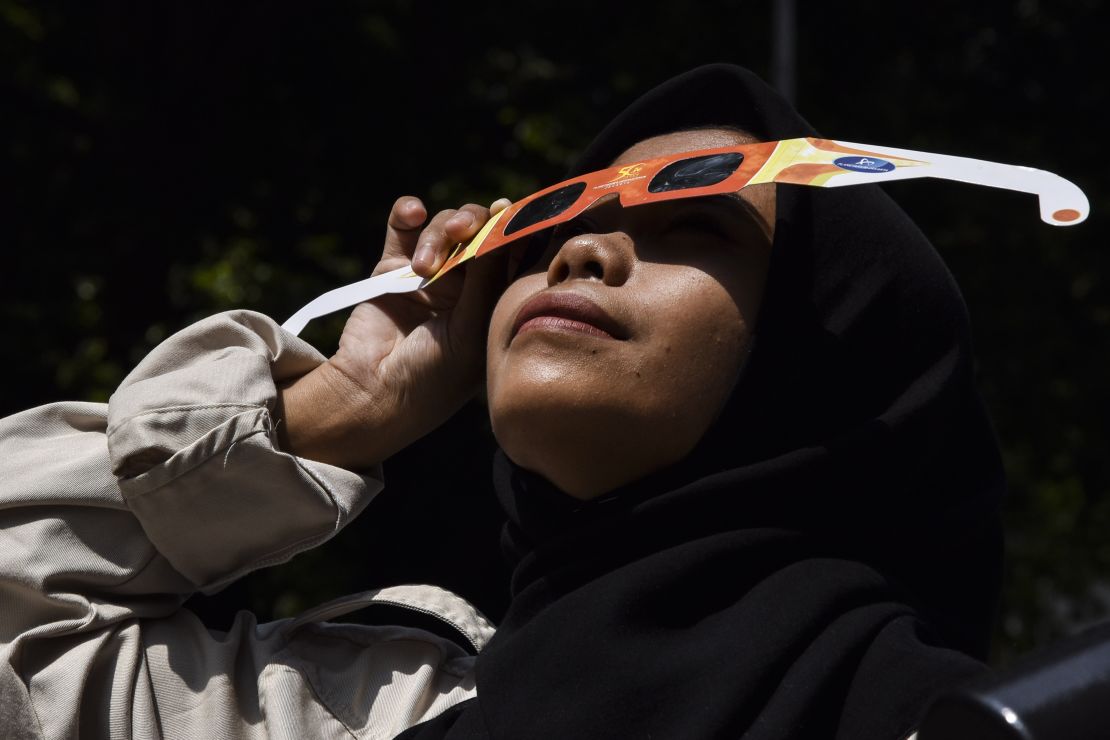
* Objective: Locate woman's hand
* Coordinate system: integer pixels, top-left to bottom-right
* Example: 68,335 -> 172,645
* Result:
277,196 -> 512,470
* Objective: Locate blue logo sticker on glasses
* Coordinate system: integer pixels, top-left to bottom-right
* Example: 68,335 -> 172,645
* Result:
834,156 -> 896,174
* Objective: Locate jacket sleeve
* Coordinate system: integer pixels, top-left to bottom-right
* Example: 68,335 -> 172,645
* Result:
0,310 -> 385,736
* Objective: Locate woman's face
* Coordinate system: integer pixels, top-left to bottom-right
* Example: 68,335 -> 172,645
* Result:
486,128 -> 775,499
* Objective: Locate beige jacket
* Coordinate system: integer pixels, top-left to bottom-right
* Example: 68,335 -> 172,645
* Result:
0,311 -> 495,739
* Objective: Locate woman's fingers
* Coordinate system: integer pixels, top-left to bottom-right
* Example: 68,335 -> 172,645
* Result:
411,203 -> 492,278
379,195 -> 512,279
377,196 -> 428,274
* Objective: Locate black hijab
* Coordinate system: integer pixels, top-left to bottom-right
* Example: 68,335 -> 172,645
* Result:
399,63 -> 1005,740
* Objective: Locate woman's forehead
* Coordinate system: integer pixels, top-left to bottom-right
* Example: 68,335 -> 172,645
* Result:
612,128 -> 760,165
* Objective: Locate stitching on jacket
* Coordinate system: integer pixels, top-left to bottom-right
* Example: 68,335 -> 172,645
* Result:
287,455 -> 351,531
223,437 -> 243,467
120,426 -> 270,500
106,403 -> 262,436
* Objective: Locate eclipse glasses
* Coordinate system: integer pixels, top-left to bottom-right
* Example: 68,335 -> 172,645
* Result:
283,137 -> 1089,336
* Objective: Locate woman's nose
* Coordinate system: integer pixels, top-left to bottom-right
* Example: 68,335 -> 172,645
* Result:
546,230 -> 634,288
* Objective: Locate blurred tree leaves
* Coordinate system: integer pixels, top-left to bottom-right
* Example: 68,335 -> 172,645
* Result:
2,0 -> 1106,664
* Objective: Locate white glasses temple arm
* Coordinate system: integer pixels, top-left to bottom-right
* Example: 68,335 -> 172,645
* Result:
828,140 -> 1089,226
281,266 -> 426,336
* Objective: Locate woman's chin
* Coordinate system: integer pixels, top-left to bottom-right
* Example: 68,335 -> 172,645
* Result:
490,394 -> 695,500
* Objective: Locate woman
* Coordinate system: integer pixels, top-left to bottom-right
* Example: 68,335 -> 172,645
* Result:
0,65 -> 1002,739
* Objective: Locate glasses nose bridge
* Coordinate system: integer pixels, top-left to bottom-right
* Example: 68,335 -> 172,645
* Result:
547,229 -> 634,287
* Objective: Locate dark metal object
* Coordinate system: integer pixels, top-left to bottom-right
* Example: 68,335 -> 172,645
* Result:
918,621 -> 1110,739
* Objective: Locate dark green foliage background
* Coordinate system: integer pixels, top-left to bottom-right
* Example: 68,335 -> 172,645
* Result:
2,0 -> 1106,664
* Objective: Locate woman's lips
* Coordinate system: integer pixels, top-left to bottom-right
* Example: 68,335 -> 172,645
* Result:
511,290 -> 626,341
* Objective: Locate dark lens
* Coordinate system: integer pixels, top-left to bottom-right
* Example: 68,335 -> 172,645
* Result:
647,152 -> 744,194
504,181 -> 587,236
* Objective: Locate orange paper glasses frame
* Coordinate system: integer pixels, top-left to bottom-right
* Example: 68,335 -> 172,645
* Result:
434,141 -> 779,278
432,135 -> 1089,281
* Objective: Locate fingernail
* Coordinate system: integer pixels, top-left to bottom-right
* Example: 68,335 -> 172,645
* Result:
403,198 -> 425,222
413,244 -> 434,270
490,197 -> 512,214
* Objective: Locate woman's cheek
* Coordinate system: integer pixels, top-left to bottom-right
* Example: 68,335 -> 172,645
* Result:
637,277 -> 748,435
